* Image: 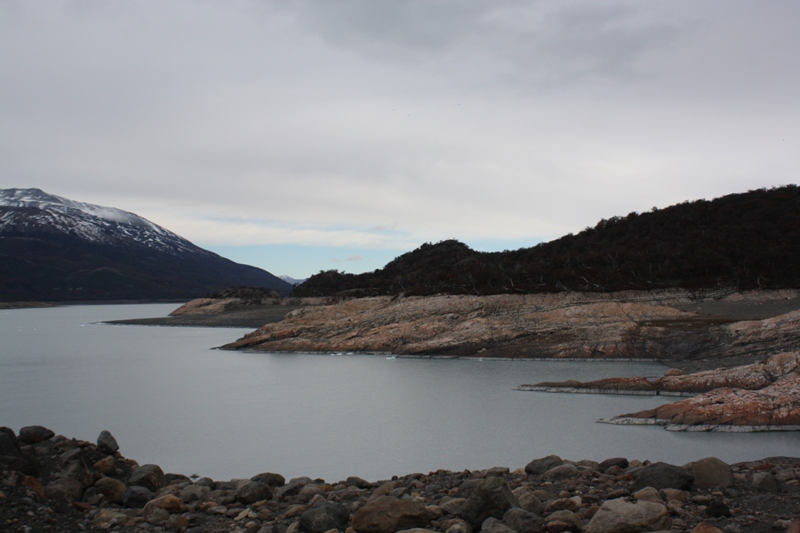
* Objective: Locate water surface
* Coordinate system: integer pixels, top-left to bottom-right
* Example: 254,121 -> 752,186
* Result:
1,304 -> 797,481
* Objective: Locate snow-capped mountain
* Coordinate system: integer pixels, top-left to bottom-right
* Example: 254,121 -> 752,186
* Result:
279,275 -> 306,286
0,188 -> 202,256
0,188 -> 292,301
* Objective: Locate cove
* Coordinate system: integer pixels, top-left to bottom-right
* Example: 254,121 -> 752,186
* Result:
1,304 -> 798,482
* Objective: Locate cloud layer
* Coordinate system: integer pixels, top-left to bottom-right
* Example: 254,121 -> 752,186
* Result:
2,1 -> 798,259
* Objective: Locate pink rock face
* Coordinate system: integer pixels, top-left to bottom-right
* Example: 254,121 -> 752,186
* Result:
644,375 -> 800,427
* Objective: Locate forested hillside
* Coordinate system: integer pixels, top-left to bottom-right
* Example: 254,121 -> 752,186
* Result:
293,186 -> 800,297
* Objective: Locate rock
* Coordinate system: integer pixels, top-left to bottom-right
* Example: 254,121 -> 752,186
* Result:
748,471 -> 780,492
690,457 -> 734,489
545,510 -> 582,531
44,477 -> 84,503
632,462 -> 693,491
457,477 -> 520,528
94,455 -> 116,475
18,425 -> 54,444
92,508 -> 129,528
525,456 -> 563,476
511,487 -> 544,516
705,500 -> 731,518
299,503 -> 350,533
97,430 -> 119,454
542,464 -> 581,482
143,493 -> 185,515
95,476 -> 127,504
502,507 -> 545,533
352,495 -> 433,533
480,517 -> 516,533
129,464 -> 166,492
691,523 -> 724,533
276,476 -> 313,499
0,427 -> 36,474
179,483 -> 211,503
543,497 -> 579,514
236,480 -> 273,504
252,472 -> 286,487
441,518 -> 472,533
297,483 -> 324,503
123,485 -> 154,508
632,487 -> 662,503
585,498 -> 671,533
659,488 -> 685,503
347,476 -> 372,489
598,458 -> 628,472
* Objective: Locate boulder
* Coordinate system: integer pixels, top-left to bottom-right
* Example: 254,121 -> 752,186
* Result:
352,495 -> 433,533
251,472 -> 286,487
511,487 -> 544,516
543,464 -> 581,482
598,458 -> 629,472
502,507 -> 544,533
586,498 -> 671,533
748,472 -> 780,492
94,476 -> 127,504
97,430 -> 119,454
276,476 -> 313,499
129,464 -> 166,492
142,493 -> 185,515
525,455 -> 563,475
632,462 -> 693,491
123,485 -> 153,508
479,517 -> 516,533
18,425 -> 54,444
44,477 -> 84,503
457,476 -> 520,528
299,503 -> 350,533
179,483 -> 211,503
690,457 -> 734,489
93,455 -> 116,475
235,480 -> 273,504
346,476 -> 372,489
546,510 -> 583,531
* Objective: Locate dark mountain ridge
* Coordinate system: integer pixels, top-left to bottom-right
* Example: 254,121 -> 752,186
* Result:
0,188 -> 291,301
294,185 -> 800,297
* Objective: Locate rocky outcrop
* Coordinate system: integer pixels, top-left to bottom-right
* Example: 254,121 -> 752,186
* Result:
521,352 -> 800,431
222,290 -> 800,368
2,427 -> 799,533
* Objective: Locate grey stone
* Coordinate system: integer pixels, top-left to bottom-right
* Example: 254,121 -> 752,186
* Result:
748,472 -> 780,492
95,476 -> 127,504
129,464 -> 166,492
97,430 -> 119,454
346,476 -> 372,489
543,464 -> 581,482
276,476 -> 313,499
123,485 -> 154,508
546,510 -> 582,531
235,480 -> 273,504
598,458 -> 629,471
18,425 -> 54,444
251,472 -> 286,487
586,498 -> 671,533
299,503 -> 349,533
179,484 -> 211,503
502,507 -> 544,533
511,487 -> 544,516
352,495 -> 433,533
479,517 -> 515,533
44,477 -> 84,503
691,457 -> 734,489
525,455 -> 563,475
632,462 -> 693,491
457,476 -> 520,528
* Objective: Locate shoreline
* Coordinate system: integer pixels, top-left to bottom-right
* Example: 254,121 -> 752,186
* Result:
2,426 -> 799,533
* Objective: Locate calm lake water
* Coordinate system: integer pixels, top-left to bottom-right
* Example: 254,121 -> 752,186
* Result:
2,304 -> 798,482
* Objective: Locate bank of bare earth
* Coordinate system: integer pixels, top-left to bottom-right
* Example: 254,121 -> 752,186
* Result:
2,426 -> 800,533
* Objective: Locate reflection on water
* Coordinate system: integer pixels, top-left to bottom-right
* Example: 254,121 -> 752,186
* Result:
2,304 -> 798,481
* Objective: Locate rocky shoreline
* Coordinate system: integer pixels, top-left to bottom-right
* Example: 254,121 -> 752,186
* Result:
2,426 -> 799,533
518,352 -> 800,432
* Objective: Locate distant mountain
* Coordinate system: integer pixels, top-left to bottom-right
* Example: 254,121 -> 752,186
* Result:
293,185 -> 800,297
0,188 -> 292,301
279,275 -> 306,286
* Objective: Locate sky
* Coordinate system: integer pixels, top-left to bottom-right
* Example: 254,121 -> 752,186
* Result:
2,1 -> 799,279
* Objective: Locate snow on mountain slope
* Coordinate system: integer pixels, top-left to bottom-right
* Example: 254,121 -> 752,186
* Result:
0,188 -> 205,256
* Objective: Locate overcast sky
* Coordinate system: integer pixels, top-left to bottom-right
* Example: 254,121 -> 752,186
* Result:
2,1 -> 798,278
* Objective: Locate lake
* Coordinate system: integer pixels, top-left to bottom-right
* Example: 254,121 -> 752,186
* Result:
1,304 -> 797,482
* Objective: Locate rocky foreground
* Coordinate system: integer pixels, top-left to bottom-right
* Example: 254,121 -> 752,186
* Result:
519,352 -> 800,431
219,290 -> 800,370
2,427 -> 800,533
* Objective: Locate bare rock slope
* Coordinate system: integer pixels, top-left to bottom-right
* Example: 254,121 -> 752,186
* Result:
223,290 -> 800,369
